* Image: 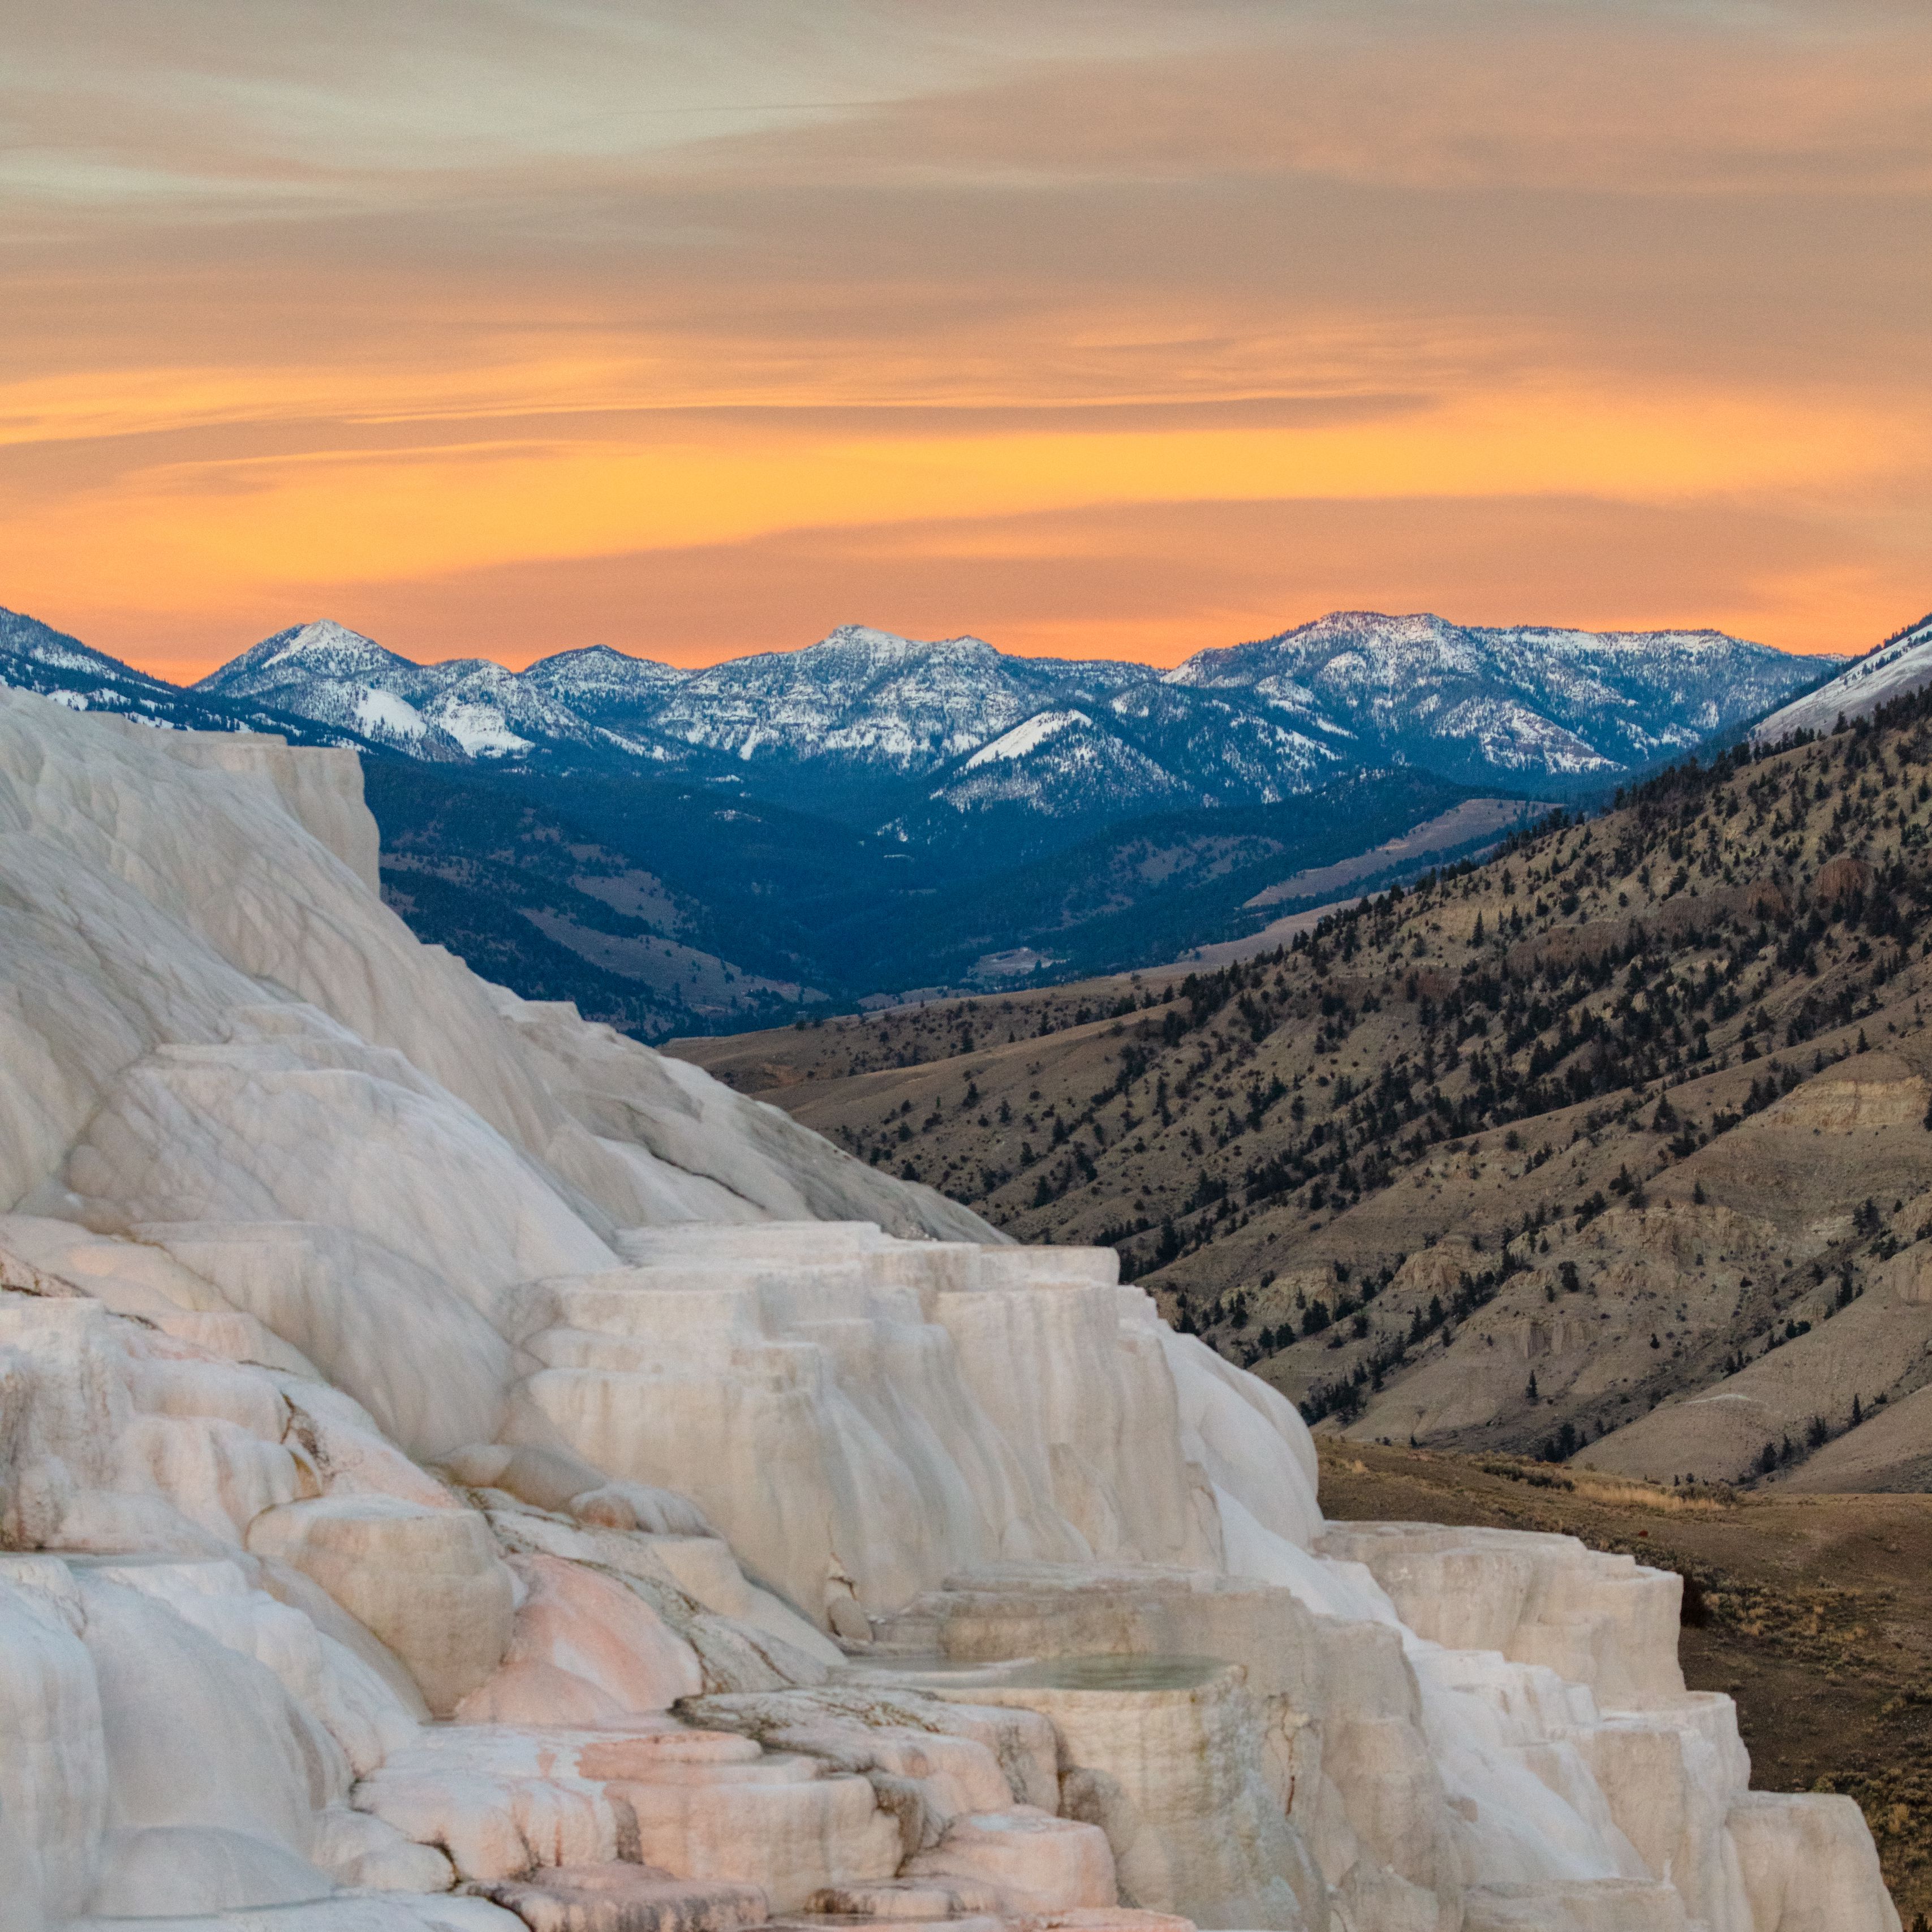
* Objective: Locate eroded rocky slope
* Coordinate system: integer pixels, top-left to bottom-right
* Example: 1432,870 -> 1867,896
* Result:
0,690 -> 1897,1930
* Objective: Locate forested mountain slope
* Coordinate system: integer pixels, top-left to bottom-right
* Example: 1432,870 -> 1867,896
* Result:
675,691 -> 1932,1493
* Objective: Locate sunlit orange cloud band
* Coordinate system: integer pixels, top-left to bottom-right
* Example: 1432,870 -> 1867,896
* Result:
4,1 -> 1928,677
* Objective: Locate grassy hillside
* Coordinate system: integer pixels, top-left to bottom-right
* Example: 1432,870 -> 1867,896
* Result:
672,685 -> 1932,1495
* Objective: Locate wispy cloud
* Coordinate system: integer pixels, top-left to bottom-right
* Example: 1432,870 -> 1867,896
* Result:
5,1 -> 1927,672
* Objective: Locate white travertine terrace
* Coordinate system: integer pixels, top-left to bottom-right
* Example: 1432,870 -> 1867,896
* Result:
0,690 -> 1899,1932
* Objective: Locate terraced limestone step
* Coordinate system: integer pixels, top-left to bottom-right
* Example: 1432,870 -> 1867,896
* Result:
355,1724 -> 900,1903
803,1878 -> 1011,1920
786,1886 -> 1198,1932
1462,1877 -> 1690,1930
474,1861 -> 770,1932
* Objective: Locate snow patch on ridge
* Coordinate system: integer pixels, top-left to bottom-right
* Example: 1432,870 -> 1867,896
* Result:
962,709 -> 1089,769
355,687 -> 428,741
432,703 -> 533,756
1753,618 -> 1932,743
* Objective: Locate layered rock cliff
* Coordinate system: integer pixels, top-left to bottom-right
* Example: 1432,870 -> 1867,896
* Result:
0,692 -> 1899,1931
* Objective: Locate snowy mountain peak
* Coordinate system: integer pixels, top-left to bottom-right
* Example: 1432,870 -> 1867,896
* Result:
1162,609 -> 1835,785
201,618 -> 423,696
523,643 -> 688,708
645,625 -> 1056,772
1166,612 -> 1465,689
810,623 -> 999,664
0,606 -> 399,746
198,620 -> 472,759
263,616 -> 380,662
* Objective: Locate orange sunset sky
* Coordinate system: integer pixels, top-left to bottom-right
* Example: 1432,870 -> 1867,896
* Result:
7,1 -> 1930,681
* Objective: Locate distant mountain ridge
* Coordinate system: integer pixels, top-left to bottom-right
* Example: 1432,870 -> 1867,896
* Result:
203,618 -> 655,761
1173,609 -> 1824,784
0,594 -> 1889,1042
184,611 -> 1836,836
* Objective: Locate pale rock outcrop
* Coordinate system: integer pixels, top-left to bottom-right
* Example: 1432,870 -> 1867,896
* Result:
914,1658 -> 1327,1929
454,1552 -> 703,1724
246,1495 -> 517,1716
1728,1792 -> 1899,1931
0,692 -> 1901,1932
0,1559 -> 105,1929
905,1808 -> 1119,1912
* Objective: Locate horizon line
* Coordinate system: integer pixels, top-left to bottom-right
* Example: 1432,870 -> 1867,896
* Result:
10,599 -> 1862,688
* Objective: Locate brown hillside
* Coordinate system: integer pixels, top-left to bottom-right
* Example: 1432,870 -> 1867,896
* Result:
672,691 -> 1932,1495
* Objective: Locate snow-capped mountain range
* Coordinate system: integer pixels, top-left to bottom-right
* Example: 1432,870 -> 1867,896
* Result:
0,601 -> 1845,846
1172,609 -> 1833,781
0,596 -> 1873,1031
180,612 -> 1835,830
205,620 -> 667,761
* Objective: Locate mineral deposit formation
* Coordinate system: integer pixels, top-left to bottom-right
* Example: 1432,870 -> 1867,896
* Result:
0,690 -> 1899,1930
